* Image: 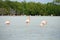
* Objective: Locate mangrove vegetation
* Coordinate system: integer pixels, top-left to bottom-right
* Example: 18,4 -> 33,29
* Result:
0,0 -> 60,16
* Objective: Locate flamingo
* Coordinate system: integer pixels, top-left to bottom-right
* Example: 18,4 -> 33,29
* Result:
40,20 -> 47,27
26,16 -> 30,24
5,20 -> 10,24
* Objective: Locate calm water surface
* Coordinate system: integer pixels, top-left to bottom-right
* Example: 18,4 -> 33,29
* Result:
0,16 -> 60,40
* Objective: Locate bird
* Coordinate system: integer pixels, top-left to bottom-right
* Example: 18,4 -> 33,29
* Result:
25,16 -> 30,24
40,20 -> 47,27
5,20 -> 10,24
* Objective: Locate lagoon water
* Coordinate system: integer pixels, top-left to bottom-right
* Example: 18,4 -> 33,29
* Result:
0,16 -> 60,40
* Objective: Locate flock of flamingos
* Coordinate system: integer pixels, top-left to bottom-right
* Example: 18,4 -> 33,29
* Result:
5,16 -> 47,27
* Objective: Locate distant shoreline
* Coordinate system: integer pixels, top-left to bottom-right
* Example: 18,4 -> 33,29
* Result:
0,15 -> 60,16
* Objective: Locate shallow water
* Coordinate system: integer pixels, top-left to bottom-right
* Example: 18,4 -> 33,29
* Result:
0,16 -> 60,40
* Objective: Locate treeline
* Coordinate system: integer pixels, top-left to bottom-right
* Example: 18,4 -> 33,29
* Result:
0,0 -> 60,16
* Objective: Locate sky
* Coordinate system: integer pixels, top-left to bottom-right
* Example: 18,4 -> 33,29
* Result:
10,0 -> 53,3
